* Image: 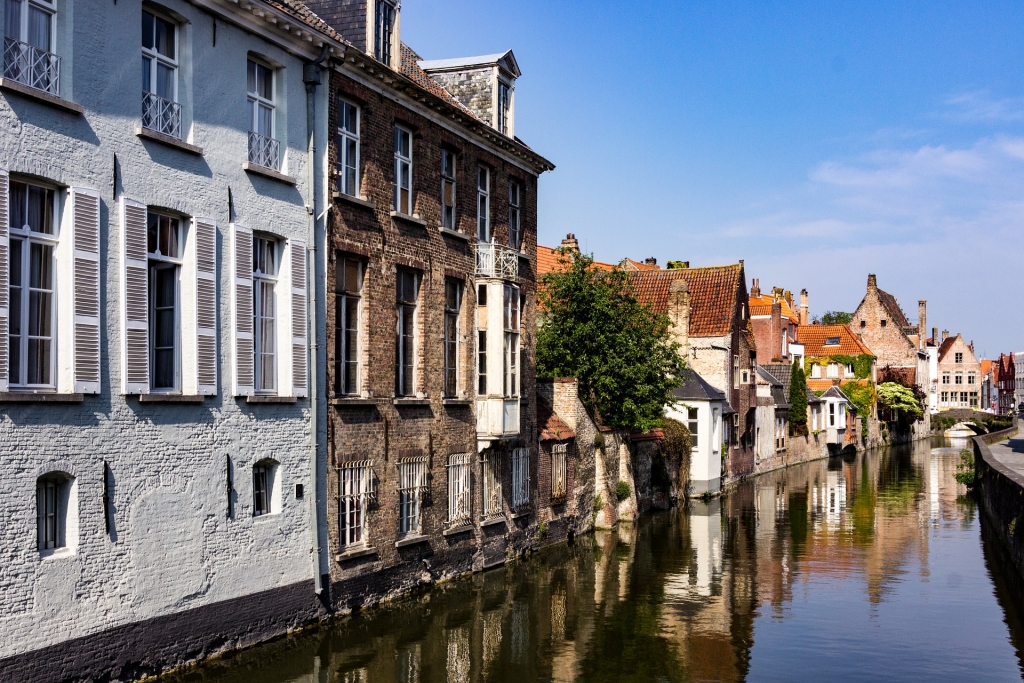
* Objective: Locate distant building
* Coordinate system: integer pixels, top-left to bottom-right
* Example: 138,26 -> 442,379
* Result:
748,280 -> 804,365
666,370 -> 731,496
998,353 -> 1016,414
935,332 -> 981,410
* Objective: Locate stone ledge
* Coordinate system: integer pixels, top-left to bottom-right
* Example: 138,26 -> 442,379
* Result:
442,524 -> 475,537
442,398 -> 471,406
137,394 -> 206,403
395,535 -> 429,548
136,126 -> 203,155
510,509 -> 531,520
243,162 -> 297,185
439,226 -> 469,241
332,191 -> 377,210
331,397 -> 378,406
0,78 -> 83,113
480,516 -> 507,529
390,211 -> 428,228
0,392 -> 84,403
393,398 -> 430,406
247,395 -> 298,404
335,546 -> 378,562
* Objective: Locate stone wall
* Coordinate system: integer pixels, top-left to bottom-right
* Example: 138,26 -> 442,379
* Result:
427,68 -> 495,127
973,423 -> 1024,580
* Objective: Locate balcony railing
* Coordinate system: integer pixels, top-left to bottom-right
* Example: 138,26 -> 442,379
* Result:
3,37 -> 60,96
142,91 -> 181,139
476,242 -> 519,281
248,131 -> 281,171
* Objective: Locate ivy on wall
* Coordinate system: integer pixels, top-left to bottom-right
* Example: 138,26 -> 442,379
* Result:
804,354 -> 874,380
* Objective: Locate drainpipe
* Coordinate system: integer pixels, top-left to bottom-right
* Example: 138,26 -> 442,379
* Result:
304,45 -> 328,596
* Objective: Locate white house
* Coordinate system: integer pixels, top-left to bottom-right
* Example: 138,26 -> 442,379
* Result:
819,385 -> 853,447
667,370 -> 730,496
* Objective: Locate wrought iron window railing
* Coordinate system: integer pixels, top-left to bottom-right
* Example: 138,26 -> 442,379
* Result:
447,453 -> 472,525
142,90 -> 181,139
248,131 -> 281,171
510,447 -> 530,512
3,37 -> 60,96
551,443 -> 568,502
338,460 -> 376,548
476,243 -> 519,281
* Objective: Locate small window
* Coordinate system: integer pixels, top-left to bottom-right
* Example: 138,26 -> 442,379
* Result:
252,459 -> 279,517
942,372 -> 950,385
37,472 -> 74,553
477,330 -> 487,396
811,364 -> 822,379
247,59 -> 279,170
829,402 -> 836,427
335,255 -> 363,396
860,320 -> 866,328
337,99 -> 360,196
374,0 -> 396,65
441,149 -> 456,230
393,126 -> 413,215
955,373 -> 963,385
395,269 -> 419,397
880,319 -> 887,327
443,279 -> 462,397
846,364 -> 854,375
550,443 -> 568,501
827,363 -> 839,379
510,447 -> 530,512
741,369 -> 750,384
482,451 -> 502,518
148,212 -> 183,391
508,180 -> 522,249
687,407 -> 698,449
398,456 -> 427,536
825,337 -> 840,346
733,355 -> 740,389
497,81 -> 510,135
141,9 -> 180,138
477,166 -> 490,242
968,373 -> 976,385
447,453 -> 472,524
253,235 -> 279,394
955,352 -> 963,364
339,460 -> 373,547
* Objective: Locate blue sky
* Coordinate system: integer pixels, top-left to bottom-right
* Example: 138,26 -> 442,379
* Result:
404,1 -> 1024,356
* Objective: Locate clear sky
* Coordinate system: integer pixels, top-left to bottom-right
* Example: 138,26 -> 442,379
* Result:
403,0 -> 1024,356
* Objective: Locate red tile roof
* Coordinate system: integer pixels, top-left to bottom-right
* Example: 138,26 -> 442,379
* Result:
808,378 -> 870,392
981,359 -> 993,376
749,293 -> 799,321
799,324 -> 873,357
878,366 -> 916,386
621,258 -> 661,272
627,266 -> 743,337
538,400 -> 575,441
536,245 -> 617,279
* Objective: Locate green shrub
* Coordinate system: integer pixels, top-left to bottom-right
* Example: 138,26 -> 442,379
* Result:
593,494 -> 603,512
953,448 -> 976,488
616,481 -> 630,501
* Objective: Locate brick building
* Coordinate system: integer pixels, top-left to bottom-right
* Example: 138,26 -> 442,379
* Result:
302,0 -> 554,610
748,280 -> 804,364
935,332 -> 981,410
998,353 -> 1016,414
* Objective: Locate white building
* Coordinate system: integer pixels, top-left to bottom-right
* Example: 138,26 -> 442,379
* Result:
666,370 -> 730,496
0,1 -> 336,678
1015,352 -> 1024,412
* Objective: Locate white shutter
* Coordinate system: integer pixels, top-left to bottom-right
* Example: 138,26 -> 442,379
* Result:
231,223 -> 254,396
193,217 -> 217,395
120,197 -> 149,394
0,169 -> 8,392
70,188 -> 101,394
290,238 -> 308,398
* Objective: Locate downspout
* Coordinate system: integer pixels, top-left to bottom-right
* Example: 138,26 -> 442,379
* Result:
304,45 -> 328,595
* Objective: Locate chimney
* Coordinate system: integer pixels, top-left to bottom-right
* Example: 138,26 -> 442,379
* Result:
751,278 -> 761,298
644,257 -> 657,266
932,327 -> 938,345
667,279 -> 690,349
560,233 -> 579,252
799,289 -> 809,326
867,273 -> 877,291
942,330 -> 949,341
771,298 -> 783,361
917,300 -> 927,350
784,290 -> 794,309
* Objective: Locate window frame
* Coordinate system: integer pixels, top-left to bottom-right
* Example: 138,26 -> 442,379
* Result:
335,255 -> 363,396
550,443 -> 568,501
441,148 -> 457,230
508,179 -> 522,250
337,98 -> 360,197
395,269 -> 419,397
497,80 -> 510,135
147,211 -> 183,392
443,279 -> 462,398
36,471 -> 70,553
510,447 -> 530,512
338,460 -> 373,547
503,284 -> 519,398
476,166 -> 490,242
374,0 -> 395,66
5,0 -> 56,52
398,456 -> 427,537
252,459 -> 279,518
687,407 -> 699,450
252,234 -> 280,395
393,125 -> 413,215
246,57 -> 275,139
482,451 -> 502,518
447,453 -> 472,525
141,8 -> 178,102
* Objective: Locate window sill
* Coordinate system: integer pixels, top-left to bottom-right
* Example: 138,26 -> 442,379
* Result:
442,398 -> 471,406
510,509 -> 531,520
243,162 -> 297,185
439,226 -> 469,241
394,398 -> 430,406
517,250 -> 534,261
136,126 -> 203,155
333,191 -> 377,210
395,534 -> 429,548
336,546 -> 378,562
0,78 -> 83,114
331,397 -> 378,406
137,394 -> 206,403
247,395 -> 298,404
390,211 -> 428,228
0,392 -> 83,403
442,523 -> 474,537
480,516 -> 507,529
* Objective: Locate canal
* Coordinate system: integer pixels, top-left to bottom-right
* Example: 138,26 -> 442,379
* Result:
164,438 -> 1024,682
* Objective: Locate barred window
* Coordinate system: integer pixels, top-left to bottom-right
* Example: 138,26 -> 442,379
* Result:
510,447 -> 530,512
338,460 -> 374,548
551,443 -> 567,501
37,472 -> 71,552
447,453 -> 472,524
482,451 -> 502,518
398,456 -> 428,536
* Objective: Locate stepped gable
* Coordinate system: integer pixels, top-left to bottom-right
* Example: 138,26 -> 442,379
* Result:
800,324 -> 872,357
628,265 -> 743,337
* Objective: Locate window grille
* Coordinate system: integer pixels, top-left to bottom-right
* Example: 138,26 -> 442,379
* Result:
510,447 -> 530,512
398,456 -> 428,536
482,451 -> 502,518
447,453 -> 472,525
551,443 -> 568,501
4,0 -> 59,96
36,474 -> 65,550
338,460 -> 374,547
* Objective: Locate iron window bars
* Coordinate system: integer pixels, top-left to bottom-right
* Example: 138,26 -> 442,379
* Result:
447,453 -> 472,525
510,447 -> 530,512
338,460 -> 375,547
551,443 -> 568,502
398,456 -> 428,536
3,37 -> 58,95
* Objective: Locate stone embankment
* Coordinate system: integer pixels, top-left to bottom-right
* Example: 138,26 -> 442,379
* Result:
972,420 -> 1024,577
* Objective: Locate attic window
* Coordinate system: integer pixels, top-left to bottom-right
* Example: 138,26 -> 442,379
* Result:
497,81 -> 510,135
880,319 -> 887,327
860,320 -> 865,328
374,0 -> 396,66
825,337 -> 840,346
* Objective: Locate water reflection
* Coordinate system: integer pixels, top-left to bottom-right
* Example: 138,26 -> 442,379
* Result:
165,439 -> 1024,683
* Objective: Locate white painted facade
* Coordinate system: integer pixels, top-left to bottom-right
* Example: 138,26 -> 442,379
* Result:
666,397 -> 725,496
0,0 -> 332,660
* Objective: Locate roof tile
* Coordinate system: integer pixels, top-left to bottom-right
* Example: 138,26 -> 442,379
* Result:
627,266 -> 743,337
799,324 -> 873,357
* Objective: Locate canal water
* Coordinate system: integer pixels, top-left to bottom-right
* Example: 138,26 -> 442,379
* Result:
165,438 -> 1024,682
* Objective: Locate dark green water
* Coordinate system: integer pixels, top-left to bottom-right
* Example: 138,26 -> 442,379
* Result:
165,438 -> 1024,682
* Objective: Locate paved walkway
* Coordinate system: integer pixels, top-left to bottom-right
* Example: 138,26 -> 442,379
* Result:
985,429 -> 1024,479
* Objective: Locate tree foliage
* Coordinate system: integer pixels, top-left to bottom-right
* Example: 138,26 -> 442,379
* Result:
814,311 -> 853,325
537,249 -> 687,432
789,362 -> 808,436
877,382 -> 923,419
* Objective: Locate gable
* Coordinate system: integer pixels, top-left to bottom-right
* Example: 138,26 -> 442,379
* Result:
629,265 -> 743,338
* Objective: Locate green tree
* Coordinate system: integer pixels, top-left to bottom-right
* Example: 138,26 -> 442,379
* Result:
537,249 -> 687,432
877,382 -> 923,420
789,362 -> 808,436
815,311 -> 853,325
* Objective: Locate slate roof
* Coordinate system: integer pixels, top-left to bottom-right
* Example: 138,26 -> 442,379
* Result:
821,385 -> 853,404
800,324 -> 873,357
400,44 -> 483,123
672,369 -> 728,402
749,293 -> 799,321
876,288 -> 912,330
628,265 -> 743,337
807,387 -> 825,404
270,0 -> 345,38
537,398 -> 575,442
761,363 -> 794,402
756,366 -> 790,409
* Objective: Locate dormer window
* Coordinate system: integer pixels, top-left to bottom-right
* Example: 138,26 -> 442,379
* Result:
825,337 -> 840,346
374,0 -> 396,66
497,81 -> 511,135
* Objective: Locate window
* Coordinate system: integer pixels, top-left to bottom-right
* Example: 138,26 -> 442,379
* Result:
503,284 -> 519,397
478,330 -> 487,395
829,402 -> 836,427
846,364 -> 854,375
337,99 -> 360,196
8,180 -> 56,389
252,459 -> 279,517
252,236 -> 279,393
811,364 -> 821,379
551,443 -> 567,501
36,472 -> 73,553
510,447 -> 529,512
968,372 -> 976,385
398,456 -> 427,536
960,391 -> 968,405
441,148 -> 456,230
507,180 -> 522,250
444,279 -> 462,397
393,126 -> 412,214
687,407 -> 699,449
740,369 -> 750,384
3,0 -> 58,95
247,59 -> 279,170
447,453 -> 472,524
497,81 -> 510,135
942,372 -> 950,385
827,363 -> 839,379
335,255 -> 363,396
395,269 -> 418,397
941,391 -> 948,404
955,352 -> 963,363
482,451 -> 501,518
338,460 -> 373,547
733,355 -> 739,389
970,392 -> 979,408
477,166 -> 490,242
880,319 -> 887,327
374,0 -> 395,65
148,213 -> 181,390
141,10 -> 180,138
955,373 -> 963,385
825,336 -> 840,346
860,320 -> 865,328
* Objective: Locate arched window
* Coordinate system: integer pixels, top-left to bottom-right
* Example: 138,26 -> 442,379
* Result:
253,459 -> 280,517
37,472 -> 75,554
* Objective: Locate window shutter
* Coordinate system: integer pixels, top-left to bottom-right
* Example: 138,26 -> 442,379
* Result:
0,168 -> 8,392
70,188 -> 102,394
290,238 -> 308,398
231,223 -> 254,396
192,217 -> 218,395
119,197 -> 149,394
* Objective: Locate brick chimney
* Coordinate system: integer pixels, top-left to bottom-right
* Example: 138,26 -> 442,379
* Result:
750,278 -> 761,298
932,327 -> 938,346
917,300 -> 927,350
770,298 -> 783,361
867,273 -> 877,292
560,233 -> 579,252
800,289 -> 809,326
645,257 -> 657,267
942,329 -> 949,341
667,279 -> 690,349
